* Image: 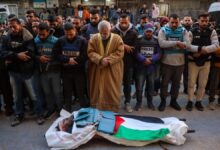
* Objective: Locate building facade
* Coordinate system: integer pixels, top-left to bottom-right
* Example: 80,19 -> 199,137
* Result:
0,0 -> 217,18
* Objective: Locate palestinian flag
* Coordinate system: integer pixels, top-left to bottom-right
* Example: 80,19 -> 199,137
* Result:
113,115 -> 170,141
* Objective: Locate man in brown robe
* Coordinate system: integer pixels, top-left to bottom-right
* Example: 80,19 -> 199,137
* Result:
88,20 -> 124,112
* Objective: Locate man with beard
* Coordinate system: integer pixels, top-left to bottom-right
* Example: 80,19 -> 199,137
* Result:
48,15 -> 65,38
81,9 -> 101,40
135,15 -> 149,36
112,14 -> 138,112
1,16 -> 44,126
34,23 -> 63,118
186,13 -> 219,111
182,16 -> 193,94
25,10 -> 37,36
158,14 -> 193,112
53,23 -> 89,112
88,20 -> 124,112
72,16 -> 83,35
134,23 -> 161,111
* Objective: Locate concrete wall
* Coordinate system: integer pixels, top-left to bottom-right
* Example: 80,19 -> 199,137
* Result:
1,0 -> 217,19
117,0 -> 216,19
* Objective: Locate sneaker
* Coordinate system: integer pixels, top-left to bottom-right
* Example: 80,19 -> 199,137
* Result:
186,101 -> 193,111
134,103 -> 141,111
11,115 -> 24,127
37,116 -> 45,125
43,110 -> 56,119
170,99 -> 181,111
195,101 -> 204,111
208,102 -> 215,110
124,103 -> 133,113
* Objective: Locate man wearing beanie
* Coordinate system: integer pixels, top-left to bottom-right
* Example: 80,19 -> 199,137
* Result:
134,23 -> 161,111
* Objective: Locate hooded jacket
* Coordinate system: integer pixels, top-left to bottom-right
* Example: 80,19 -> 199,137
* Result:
0,28 -> 36,77
112,23 -> 138,68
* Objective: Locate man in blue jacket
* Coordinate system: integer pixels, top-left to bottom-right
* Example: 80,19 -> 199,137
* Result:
35,23 -> 63,119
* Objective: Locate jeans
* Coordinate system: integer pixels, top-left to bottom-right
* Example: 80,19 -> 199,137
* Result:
123,67 -> 134,104
9,72 -> 43,116
160,64 -> 184,100
40,72 -> 63,112
135,69 -> 155,105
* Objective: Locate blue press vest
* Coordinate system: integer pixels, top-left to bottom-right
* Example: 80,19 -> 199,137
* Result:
34,35 -> 58,56
61,38 -> 81,58
75,108 -> 115,134
162,26 -> 185,54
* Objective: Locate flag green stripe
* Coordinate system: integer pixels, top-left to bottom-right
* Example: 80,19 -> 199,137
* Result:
114,125 -> 170,141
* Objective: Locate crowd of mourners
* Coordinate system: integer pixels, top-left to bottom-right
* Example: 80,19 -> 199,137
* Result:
0,2 -> 219,127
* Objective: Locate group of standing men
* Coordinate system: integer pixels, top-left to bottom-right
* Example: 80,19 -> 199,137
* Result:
0,7 -> 219,127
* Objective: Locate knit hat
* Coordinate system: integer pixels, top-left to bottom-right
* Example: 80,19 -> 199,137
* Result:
143,23 -> 154,32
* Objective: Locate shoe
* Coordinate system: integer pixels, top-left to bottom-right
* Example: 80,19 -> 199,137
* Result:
186,101 -> 193,111
124,103 -> 133,113
11,115 -> 24,127
158,100 -> 166,111
195,101 -> 204,111
37,116 -> 45,125
43,110 -> 56,119
170,99 -> 181,111
147,100 -> 155,110
208,102 -> 215,110
134,103 -> 141,111
5,108 -> 14,116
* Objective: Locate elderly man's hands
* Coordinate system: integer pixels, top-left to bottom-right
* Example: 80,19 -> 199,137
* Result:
101,57 -> 110,67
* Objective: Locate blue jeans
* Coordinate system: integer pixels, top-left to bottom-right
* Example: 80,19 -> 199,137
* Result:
40,72 -> 63,112
135,69 -> 155,104
9,72 -> 43,116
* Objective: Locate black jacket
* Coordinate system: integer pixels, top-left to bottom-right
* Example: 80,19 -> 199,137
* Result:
112,24 -> 138,68
0,28 -> 36,77
53,35 -> 88,73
